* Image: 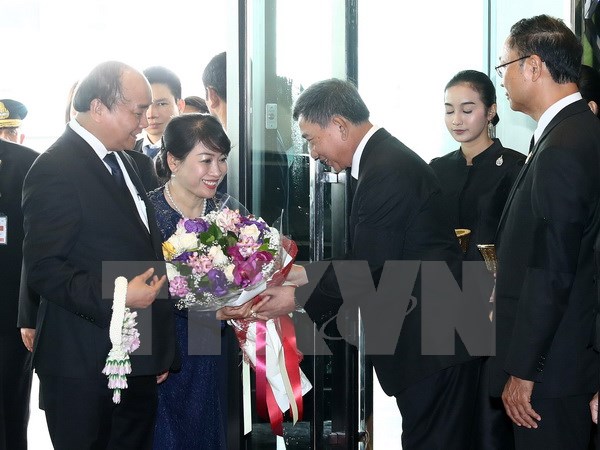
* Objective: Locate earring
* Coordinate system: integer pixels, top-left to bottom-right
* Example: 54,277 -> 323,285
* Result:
488,122 -> 496,139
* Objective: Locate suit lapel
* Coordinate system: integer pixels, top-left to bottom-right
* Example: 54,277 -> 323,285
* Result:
495,99 -> 589,242
65,129 -> 153,243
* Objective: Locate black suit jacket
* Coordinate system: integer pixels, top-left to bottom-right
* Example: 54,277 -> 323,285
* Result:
304,128 -> 476,396
491,99 -> 600,398
124,149 -> 160,192
21,126 -> 176,378
0,140 -> 38,335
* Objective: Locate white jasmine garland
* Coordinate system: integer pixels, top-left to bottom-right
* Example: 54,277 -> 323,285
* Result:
102,276 -> 140,404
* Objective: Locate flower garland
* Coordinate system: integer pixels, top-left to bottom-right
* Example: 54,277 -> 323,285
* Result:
101,276 -> 141,404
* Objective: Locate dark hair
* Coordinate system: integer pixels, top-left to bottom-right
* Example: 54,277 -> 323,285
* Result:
292,78 -> 370,127
65,80 -> 79,123
508,15 -> 582,84
445,70 -> 499,126
72,61 -> 129,112
143,66 -> 182,100
184,96 -> 209,114
578,64 -> 600,117
156,114 -> 231,179
202,52 -> 227,102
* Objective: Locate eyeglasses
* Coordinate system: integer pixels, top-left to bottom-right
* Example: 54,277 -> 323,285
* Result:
495,55 -> 531,78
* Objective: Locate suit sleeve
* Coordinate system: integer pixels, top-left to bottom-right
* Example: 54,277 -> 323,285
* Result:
16,261 -> 40,328
504,144 -> 595,381
22,156 -> 110,328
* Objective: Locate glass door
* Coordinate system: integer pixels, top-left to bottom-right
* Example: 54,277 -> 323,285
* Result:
227,0 -> 368,448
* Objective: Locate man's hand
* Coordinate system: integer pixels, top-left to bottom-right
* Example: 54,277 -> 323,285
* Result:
126,268 -> 167,309
591,392 -> 599,424
216,285 -> 297,321
156,371 -> 169,384
502,375 -> 541,428
286,264 -> 309,287
20,328 -> 36,352
250,285 -> 296,320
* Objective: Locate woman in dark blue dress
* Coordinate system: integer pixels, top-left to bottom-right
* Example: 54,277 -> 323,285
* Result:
149,113 -> 231,449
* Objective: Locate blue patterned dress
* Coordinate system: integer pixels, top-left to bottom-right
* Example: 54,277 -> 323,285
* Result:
149,187 -> 226,450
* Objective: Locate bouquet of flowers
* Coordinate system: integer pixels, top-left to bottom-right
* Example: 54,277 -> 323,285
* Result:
162,196 -> 312,435
162,203 -> 283,311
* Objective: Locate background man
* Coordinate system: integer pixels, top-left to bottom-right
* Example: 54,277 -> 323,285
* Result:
491,15 -> 600,449
0,99 -> 28,144
134,65 -> 185,159
21,61 -> 177,449
183,95 -> 209,114
202,52 -> 227,129
293,78 -> 480,449
0,137 -> 38,450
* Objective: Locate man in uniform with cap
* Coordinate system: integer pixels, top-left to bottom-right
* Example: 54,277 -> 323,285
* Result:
0,99 -> 28,145
0,128 -> 38,449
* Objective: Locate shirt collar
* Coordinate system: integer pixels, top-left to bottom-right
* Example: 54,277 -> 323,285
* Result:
351,125 -> 381,179
534,92 -> 582,144
69,118 -> 109,160
142,132 -> 161,149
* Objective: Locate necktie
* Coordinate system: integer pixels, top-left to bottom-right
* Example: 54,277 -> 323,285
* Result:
143,144 -> 159,159
529,136 -> 535,153
104,152 -> 127,191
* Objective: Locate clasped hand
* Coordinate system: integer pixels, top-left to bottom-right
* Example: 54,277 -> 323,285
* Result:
216,264 -> 308,321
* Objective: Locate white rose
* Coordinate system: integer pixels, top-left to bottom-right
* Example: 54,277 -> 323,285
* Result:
166,262 -> 180,280
174,233 -> 199,254
223,264 -> 235,282
239,224 -> 260,241
208,245 -> 229,266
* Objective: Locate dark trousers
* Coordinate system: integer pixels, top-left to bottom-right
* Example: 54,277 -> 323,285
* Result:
395,358 -> 482,450
512,394 -> 593,450
0,331 -> 32,450
40,373 -> 157,450
472,357 -> 514,450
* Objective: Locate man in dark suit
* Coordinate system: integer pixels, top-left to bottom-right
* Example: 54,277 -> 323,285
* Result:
491,15 -> 600,449
0,138 -> 38,450
133,66 -> 184,159
292,78 -> 481,449
21,61 -> 177,449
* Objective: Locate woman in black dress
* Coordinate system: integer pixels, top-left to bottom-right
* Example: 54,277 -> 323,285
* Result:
430,70 -> 525,450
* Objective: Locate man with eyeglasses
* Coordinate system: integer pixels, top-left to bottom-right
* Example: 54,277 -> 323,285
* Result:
489,14 -> 600,449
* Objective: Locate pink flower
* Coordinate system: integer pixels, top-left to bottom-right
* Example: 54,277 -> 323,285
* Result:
236,234 -> 260,258
169,275 -> 190,298
216,208 -> 240,232
187,253 -> 213,275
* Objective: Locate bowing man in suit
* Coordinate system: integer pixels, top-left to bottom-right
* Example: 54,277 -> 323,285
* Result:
21,61 -> 177,449
293,78 -> 481,450
0,138 -> 38,450
490,15 -> 600,449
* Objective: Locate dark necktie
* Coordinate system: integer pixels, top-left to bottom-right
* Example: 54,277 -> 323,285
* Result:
143,144 -> 159,159
104,152 -> 127,192
529,136 -> 535,153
